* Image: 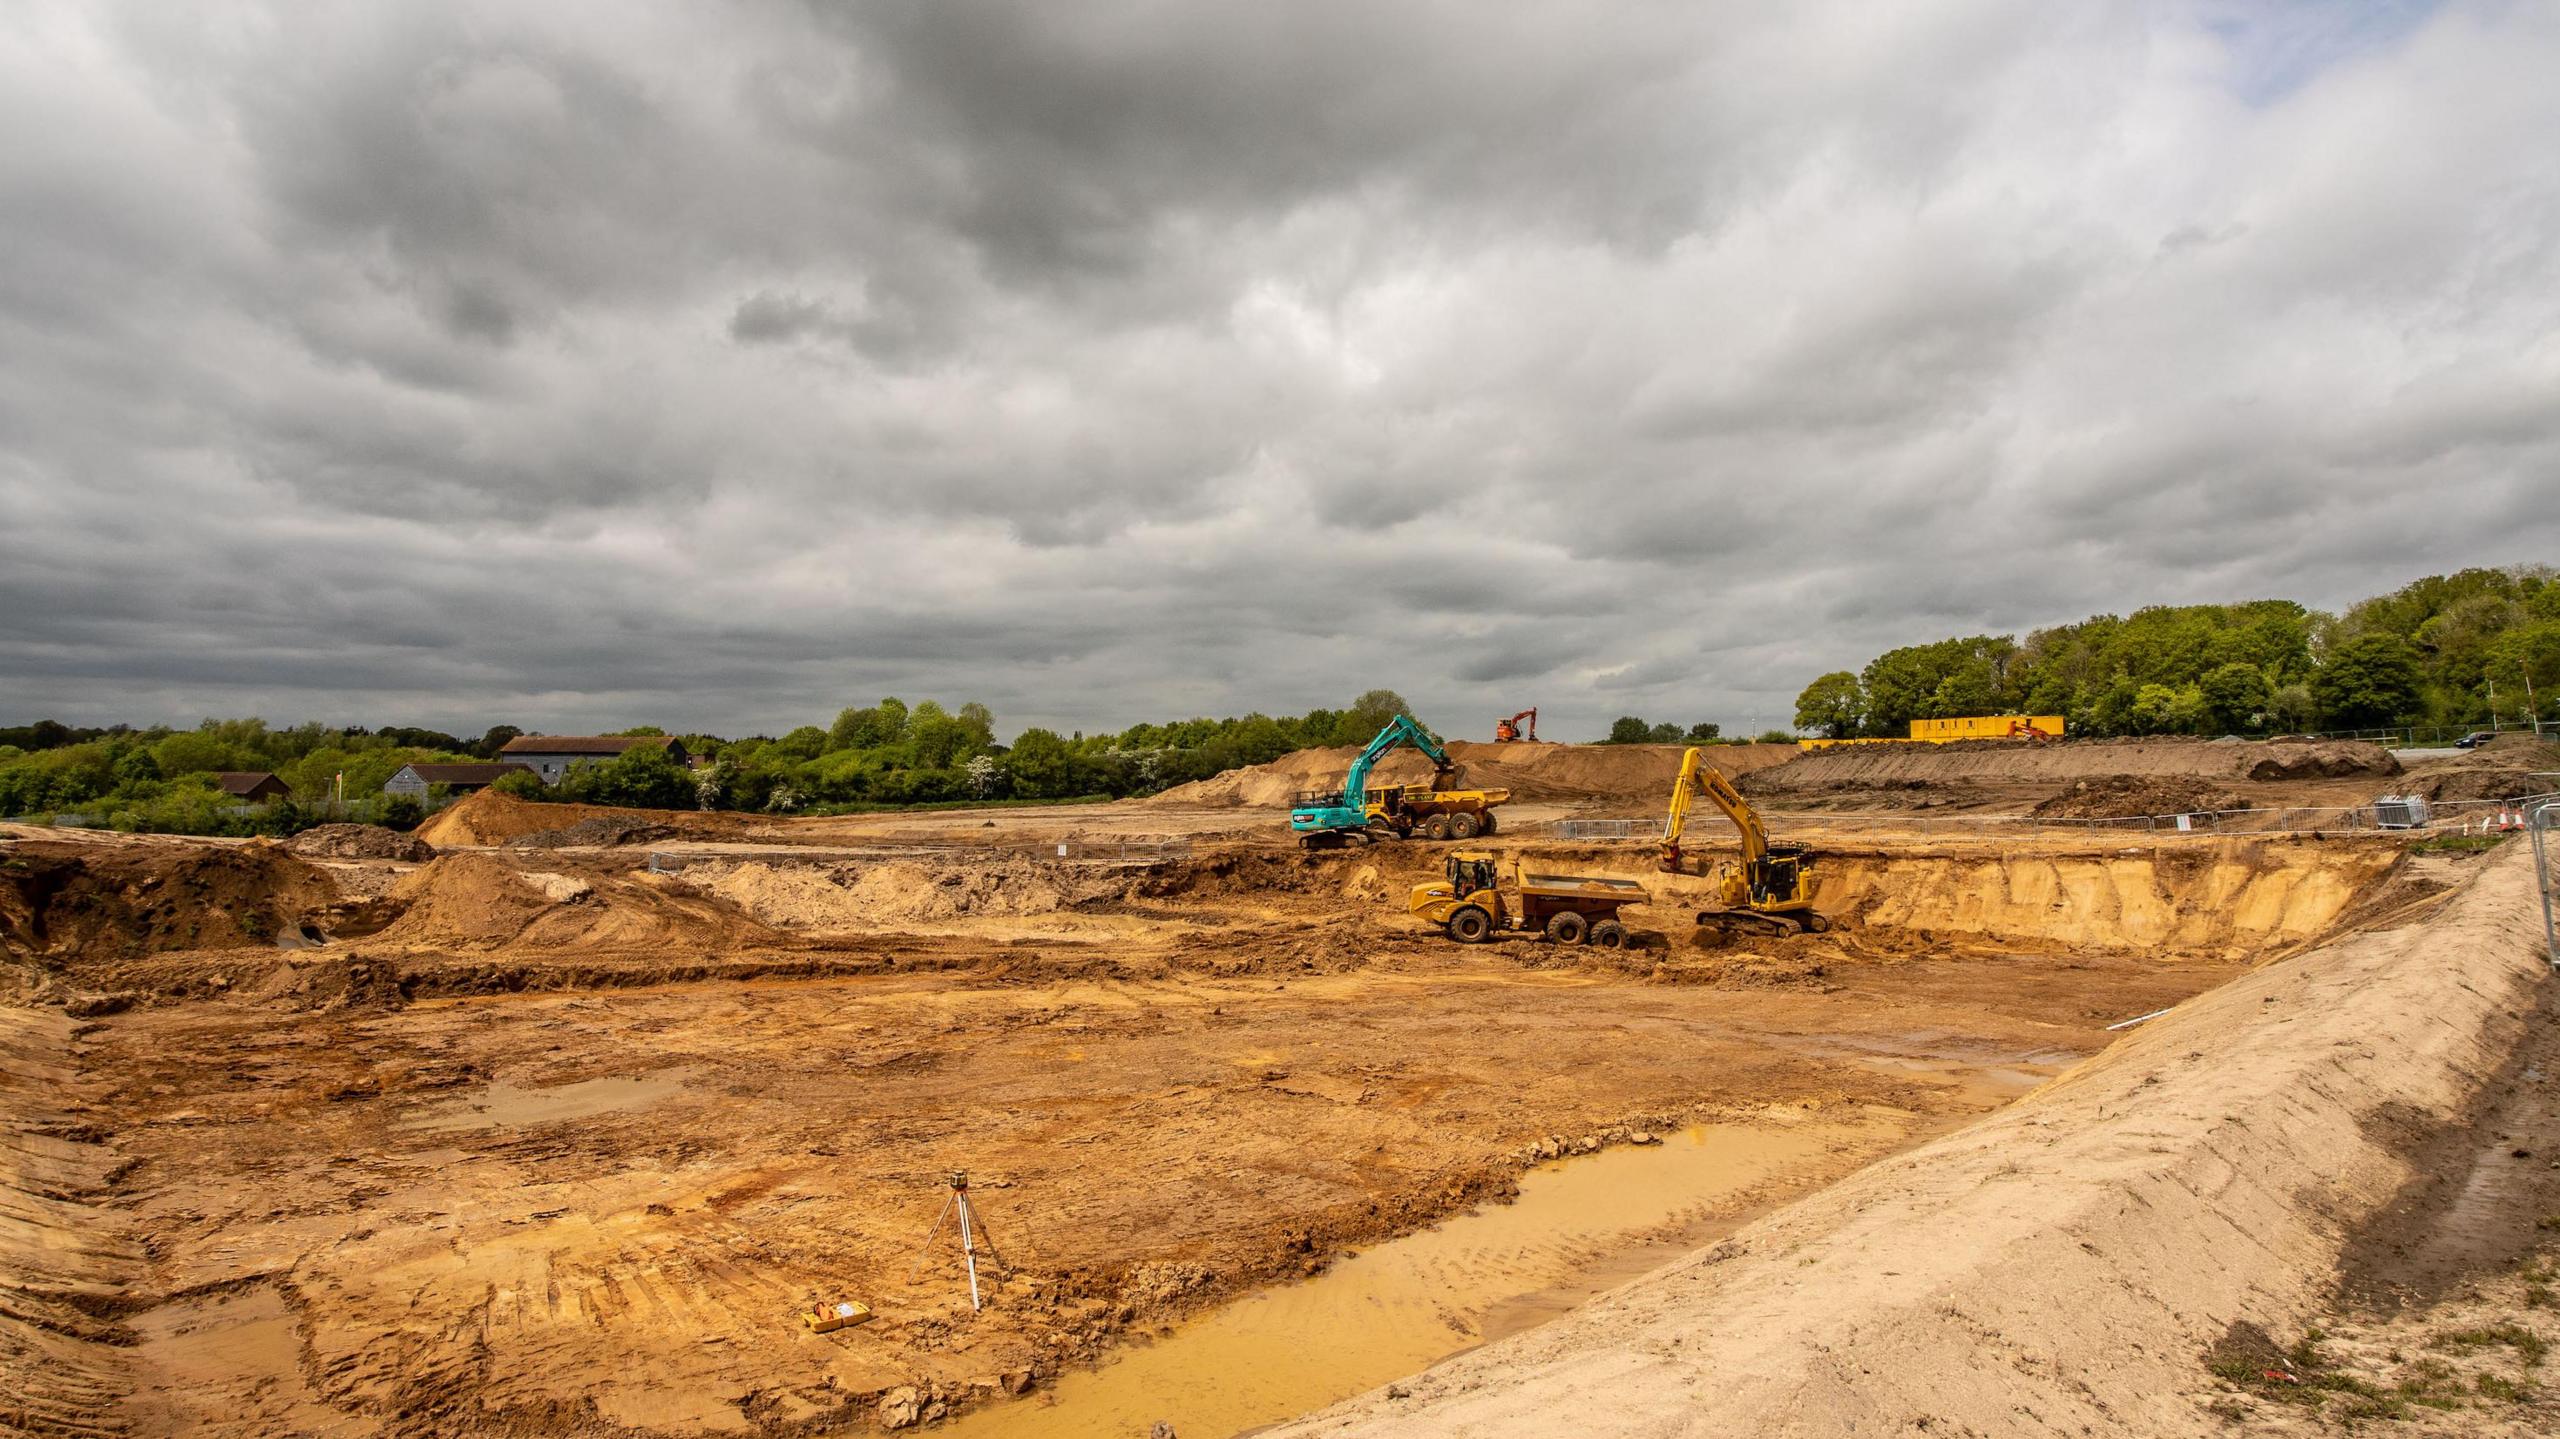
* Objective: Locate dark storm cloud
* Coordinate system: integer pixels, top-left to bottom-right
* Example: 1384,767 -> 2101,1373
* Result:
2,0 -> 2556,741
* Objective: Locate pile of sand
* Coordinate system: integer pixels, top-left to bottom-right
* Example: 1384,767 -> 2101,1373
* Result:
508,816 -> 678,849
693,853 -> 1115,928
2029,775 -> 2245,820
0,839 -> 340,962
1271,844 -> 2546,1439
1139,741 -> 1800,809
1744,736 -> 2398,798
416,791 -> 714,848
2403,731 -> 2560,804
373,852 -> 781,953
286,825 -> 436,862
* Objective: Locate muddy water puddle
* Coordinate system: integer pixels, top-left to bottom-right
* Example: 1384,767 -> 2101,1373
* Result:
940,1117 -> 1883,1439
394,1067 -> 698,1133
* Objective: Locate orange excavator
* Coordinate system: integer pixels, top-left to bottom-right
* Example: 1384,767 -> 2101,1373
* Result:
1494,708 -> 1539,743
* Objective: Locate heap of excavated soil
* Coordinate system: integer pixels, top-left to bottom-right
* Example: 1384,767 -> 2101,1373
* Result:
1744,735 -> 2398,799
415,791 -> 722,848
373,852 -> 784,953
508,816 -> 679,849
1138,741 -> 1801,809
2029,775 -> 2244,820
286,824 -> 437,862
692,852 -> 1119,928
1271,842 -> 2548,1439
2402,731 -> 2560,804
0,839 -> 340,963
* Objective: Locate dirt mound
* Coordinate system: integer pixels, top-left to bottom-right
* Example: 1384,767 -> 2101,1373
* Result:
694,852 -> 1120,928
0,839 -> 341,964
1139,741 -> 1800,809
508,816 -> 678,849
2401,733 -> 2560,804
416,791 -> 701,848
1745,736 -> 2397,801
373,852 -> 783,953
2030,775 -> 2244,820
287,824 -> 437,862
1268,841 -> 2546,1439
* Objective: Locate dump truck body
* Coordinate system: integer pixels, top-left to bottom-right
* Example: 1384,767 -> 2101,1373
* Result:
1410,851 -> 1645,947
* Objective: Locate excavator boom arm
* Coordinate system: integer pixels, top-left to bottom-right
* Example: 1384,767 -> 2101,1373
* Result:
1342,714 -> 1451,802
1660,747 -> 1768,868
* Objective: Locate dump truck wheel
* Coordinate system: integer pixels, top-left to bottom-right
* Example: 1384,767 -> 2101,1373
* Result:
1448,907 -> 1492,944
1423,814 -> 1451,840
1447,811 -> 1480,840
1590,919 -> 1627,949
1477,810 -> 1497,835
1545,910 -> 1587,945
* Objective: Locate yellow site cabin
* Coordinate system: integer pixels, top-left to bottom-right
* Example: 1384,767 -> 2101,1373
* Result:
1800,715 -> 2064,750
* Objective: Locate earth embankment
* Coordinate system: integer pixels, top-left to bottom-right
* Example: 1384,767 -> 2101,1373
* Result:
1141,741 -> 1800,809
1269,840 -> 2548,1438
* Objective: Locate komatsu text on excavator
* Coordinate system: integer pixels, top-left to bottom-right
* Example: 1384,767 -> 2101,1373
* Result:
1660,747 -> 1828,934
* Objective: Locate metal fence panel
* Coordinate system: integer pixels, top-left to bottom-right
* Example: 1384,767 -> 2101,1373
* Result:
1554,818 -> 1668,841
2533,801 -> 2558,971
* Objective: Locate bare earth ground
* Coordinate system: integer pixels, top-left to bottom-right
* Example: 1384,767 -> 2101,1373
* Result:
1,736 -> 2548,1438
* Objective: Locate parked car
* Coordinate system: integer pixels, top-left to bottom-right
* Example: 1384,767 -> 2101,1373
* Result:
2455,731 -> 2498,749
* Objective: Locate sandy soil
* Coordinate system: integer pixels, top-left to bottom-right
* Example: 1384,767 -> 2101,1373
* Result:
1265,840 -> 2548,1439
2,800 -> 2420,1437
4,735 -> 2542,1439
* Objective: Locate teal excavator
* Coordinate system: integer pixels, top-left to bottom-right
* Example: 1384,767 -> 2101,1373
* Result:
1288,715 -> 1504,848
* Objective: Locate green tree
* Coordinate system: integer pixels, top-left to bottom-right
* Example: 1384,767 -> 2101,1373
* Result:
1685,722 -> 1722,743
1605,716 -> 1652,744
556,746 -> 696,809
2313,634 -> 2424,729
2197,663 -> 2269,734
1794,671 -> 1863,739
2266,682 -> 2318,733
904,701 -> 970,768
829,699 -> 910,752
1006,728 -> 1074,798
2487,619 -> 2560,724
1336,689 -> 1414,743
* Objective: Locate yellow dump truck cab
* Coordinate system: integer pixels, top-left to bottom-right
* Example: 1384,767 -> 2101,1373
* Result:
1409,850 -> 1644,948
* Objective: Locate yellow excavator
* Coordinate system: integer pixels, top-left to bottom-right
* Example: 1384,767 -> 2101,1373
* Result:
1660,748 -> 1829,935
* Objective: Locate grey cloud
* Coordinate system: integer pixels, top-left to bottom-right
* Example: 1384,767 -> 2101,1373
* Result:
3,0 -> 2557,742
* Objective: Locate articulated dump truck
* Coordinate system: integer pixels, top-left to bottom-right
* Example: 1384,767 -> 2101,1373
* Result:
1289,715 -> 1509,848
1410,850 -> 1646,947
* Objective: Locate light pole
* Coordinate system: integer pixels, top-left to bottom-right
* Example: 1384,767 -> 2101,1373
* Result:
2525,664 -> 2542,739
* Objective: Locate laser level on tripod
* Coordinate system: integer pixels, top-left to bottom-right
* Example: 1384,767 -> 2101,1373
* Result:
909,1170 -> 1010,1312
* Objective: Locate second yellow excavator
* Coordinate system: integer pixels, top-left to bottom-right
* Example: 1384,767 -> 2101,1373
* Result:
1660,747 -> 1829,935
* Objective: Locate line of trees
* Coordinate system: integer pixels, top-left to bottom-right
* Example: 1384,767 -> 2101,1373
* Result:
1598,718 -> 1795,745
0,720 -> 528,833
1793,566 -> 2560,740
0,691 -> 1431,829
531,688 -> 1428,814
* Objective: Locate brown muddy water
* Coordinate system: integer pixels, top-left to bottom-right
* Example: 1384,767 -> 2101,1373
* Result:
939,1114 -> 1907,1439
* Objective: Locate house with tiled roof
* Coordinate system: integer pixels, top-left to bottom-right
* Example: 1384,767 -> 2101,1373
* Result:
495,735 -> 688,785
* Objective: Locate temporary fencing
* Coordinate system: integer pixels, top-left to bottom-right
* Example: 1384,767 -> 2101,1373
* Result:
2532,801 -> 2559,971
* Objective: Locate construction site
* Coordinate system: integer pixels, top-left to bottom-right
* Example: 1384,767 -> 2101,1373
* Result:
5,729 -> 2559,1438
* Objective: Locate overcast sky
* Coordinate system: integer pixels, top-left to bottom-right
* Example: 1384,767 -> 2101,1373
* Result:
3,1 -> 2554,743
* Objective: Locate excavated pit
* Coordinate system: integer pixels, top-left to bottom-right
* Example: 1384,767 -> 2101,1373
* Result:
0,809 -> 2481,1438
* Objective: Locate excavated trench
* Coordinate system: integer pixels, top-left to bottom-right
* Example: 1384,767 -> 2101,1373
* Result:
0,826 -> 2444,1438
